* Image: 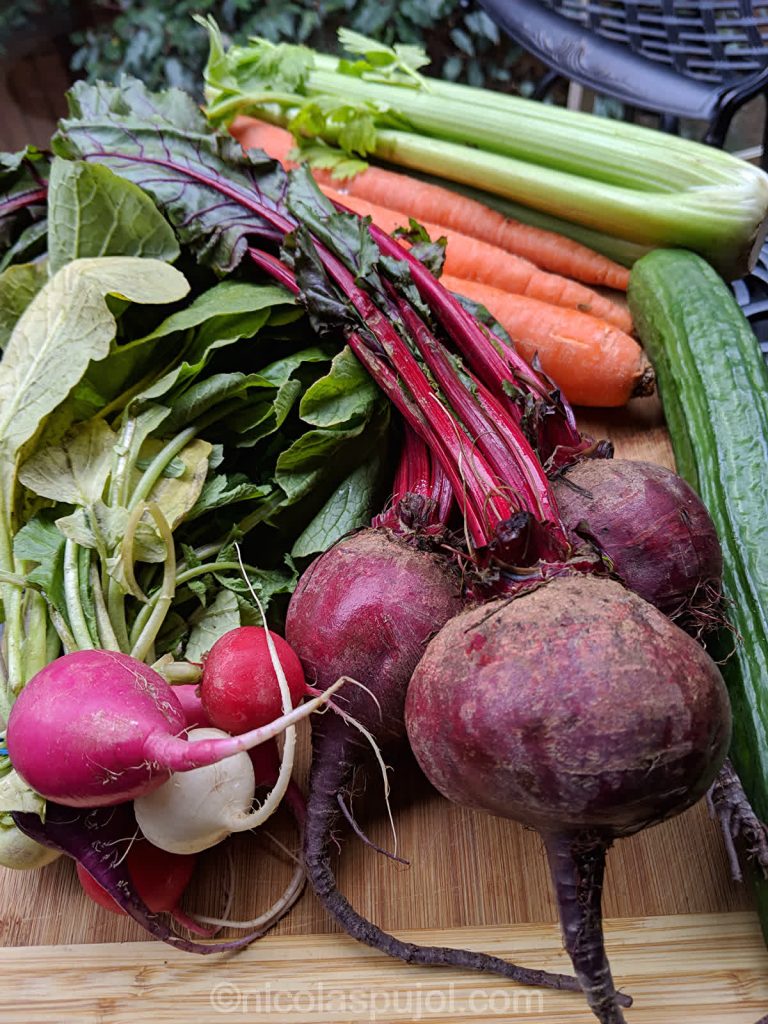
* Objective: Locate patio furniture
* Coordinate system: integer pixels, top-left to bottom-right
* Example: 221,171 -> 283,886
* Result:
476,0 -> 768,346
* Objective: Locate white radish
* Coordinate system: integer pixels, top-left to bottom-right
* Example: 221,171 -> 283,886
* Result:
135,728 -> 289,854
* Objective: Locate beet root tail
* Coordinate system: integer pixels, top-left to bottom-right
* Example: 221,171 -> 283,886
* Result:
305,725 -> 585,995
545,832 -> 628,1023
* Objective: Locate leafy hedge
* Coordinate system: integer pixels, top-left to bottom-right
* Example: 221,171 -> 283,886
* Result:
2,1 -> 530,98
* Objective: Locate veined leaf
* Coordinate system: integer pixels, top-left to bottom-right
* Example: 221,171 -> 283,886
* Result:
13,514 -> 67,616
187,474 -> 272,520
47,159 -> 179,274
0,261 -> 47,351
55,78 -> 291,275
19,419 -> 117,506
0,147 -> 49,262
292,450 -> 383,557
299,345 -> 377,428
185,588 -> 240,662
134,280 -> 296,344
0,256 -> 189,460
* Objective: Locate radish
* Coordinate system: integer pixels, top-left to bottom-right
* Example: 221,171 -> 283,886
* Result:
135,728 -> 262,854
553,458 -> 723,627
6,649 -> 342,807
201,627 -> 307,734
14,802 -> 259,953
172,683 -> 211,730
75,838 -> 211,933
405,575 -> 731,1024
0,825 -> 60,870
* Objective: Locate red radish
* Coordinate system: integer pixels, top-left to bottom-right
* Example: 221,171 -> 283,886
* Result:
15,803 -> 255,953
405,575 -> 731,1024
76,839 -> 195,916
553,458 -> 723,626
201,627 -> 307,734
6,649 -> 342,807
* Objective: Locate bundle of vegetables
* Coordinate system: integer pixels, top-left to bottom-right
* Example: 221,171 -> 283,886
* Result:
0,60 -> 758,1023
0,142 -> 398,944
199,21 -> 768,280
229,116 -> 651,409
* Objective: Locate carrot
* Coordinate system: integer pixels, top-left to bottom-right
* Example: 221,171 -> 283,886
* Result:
440,276 -> 652,408
321,188 -> 633,333
231,117 -> 297,166
230,118 -> 630,291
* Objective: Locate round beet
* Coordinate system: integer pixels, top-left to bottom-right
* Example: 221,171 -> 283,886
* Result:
285,529 -> 581,993
406,575 -> 731,1023
287,529 -> 461,737
553,458 -> 722,623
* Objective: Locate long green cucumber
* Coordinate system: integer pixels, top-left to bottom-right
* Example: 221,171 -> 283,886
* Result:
628,248 -> 768,934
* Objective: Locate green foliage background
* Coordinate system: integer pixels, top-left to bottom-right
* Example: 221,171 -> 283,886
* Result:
1,1 -> 529,97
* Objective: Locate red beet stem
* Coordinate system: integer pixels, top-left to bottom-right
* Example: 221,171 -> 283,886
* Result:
395,293 -> 569,550
303,722 -> 587,994
372,427 -> 454,533
544,833 -> 627,1024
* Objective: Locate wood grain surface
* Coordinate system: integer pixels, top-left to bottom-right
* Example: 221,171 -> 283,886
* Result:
0,397 -> 763,1023
2,913 -> 766,1023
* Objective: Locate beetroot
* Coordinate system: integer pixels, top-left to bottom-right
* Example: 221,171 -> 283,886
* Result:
405,575 -> 731,1023
286,528 -> 585,993
553,459 -> 722,626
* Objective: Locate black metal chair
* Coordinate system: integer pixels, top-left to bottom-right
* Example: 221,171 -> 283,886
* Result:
476,0 -> 768,349
477,0 -> 768,158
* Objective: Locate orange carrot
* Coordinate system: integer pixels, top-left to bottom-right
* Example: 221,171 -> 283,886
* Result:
231,117 -> 297,166
230,118 -> 630,291
440,276 -> 651,408
321,188 -> 633,333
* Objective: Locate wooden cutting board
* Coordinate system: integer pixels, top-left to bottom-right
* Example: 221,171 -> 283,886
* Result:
1,396 -> 766,1022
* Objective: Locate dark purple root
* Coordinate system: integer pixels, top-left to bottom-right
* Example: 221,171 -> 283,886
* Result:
303,719 -> 617,998
13,804 -> 261,954
544,833 -> 626,1024
708,759 -> 768,883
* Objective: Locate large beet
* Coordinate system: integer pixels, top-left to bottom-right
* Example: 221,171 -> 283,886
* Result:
553,459 -> 722,623
405,575 -> 731,1023
285,529 -> 585,994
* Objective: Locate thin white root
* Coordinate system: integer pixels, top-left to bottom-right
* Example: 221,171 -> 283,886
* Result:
230,544 -> 298,831
188,859 -> 306,930
328,695 -> 400,860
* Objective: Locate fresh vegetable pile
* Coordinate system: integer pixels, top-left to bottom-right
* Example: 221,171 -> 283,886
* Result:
1,22 -> 768,1024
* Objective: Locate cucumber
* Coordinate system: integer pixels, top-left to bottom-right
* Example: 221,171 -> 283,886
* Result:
628,249 -> 768,932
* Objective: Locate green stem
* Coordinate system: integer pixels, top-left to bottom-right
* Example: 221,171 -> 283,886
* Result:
128,560 -> 242,649
45,617 -> 62,664
23,591 -> 49,682
78,546 -> 100,647
106,581 -> 130,652
0,507 -> 23,697
128,425 -> 197,510
63,540 -> 96,651
90,560 -> 121,651
110,415 -> 137,509
130,504 -> 176,664
49,607 -> 77,655
153,659 -> 202,685
0,570 -> 34,590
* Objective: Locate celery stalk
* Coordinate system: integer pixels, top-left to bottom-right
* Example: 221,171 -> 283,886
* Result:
200,22 -> 768,280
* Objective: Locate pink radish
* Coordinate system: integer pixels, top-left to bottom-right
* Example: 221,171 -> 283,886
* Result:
7,649 -> 342,807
